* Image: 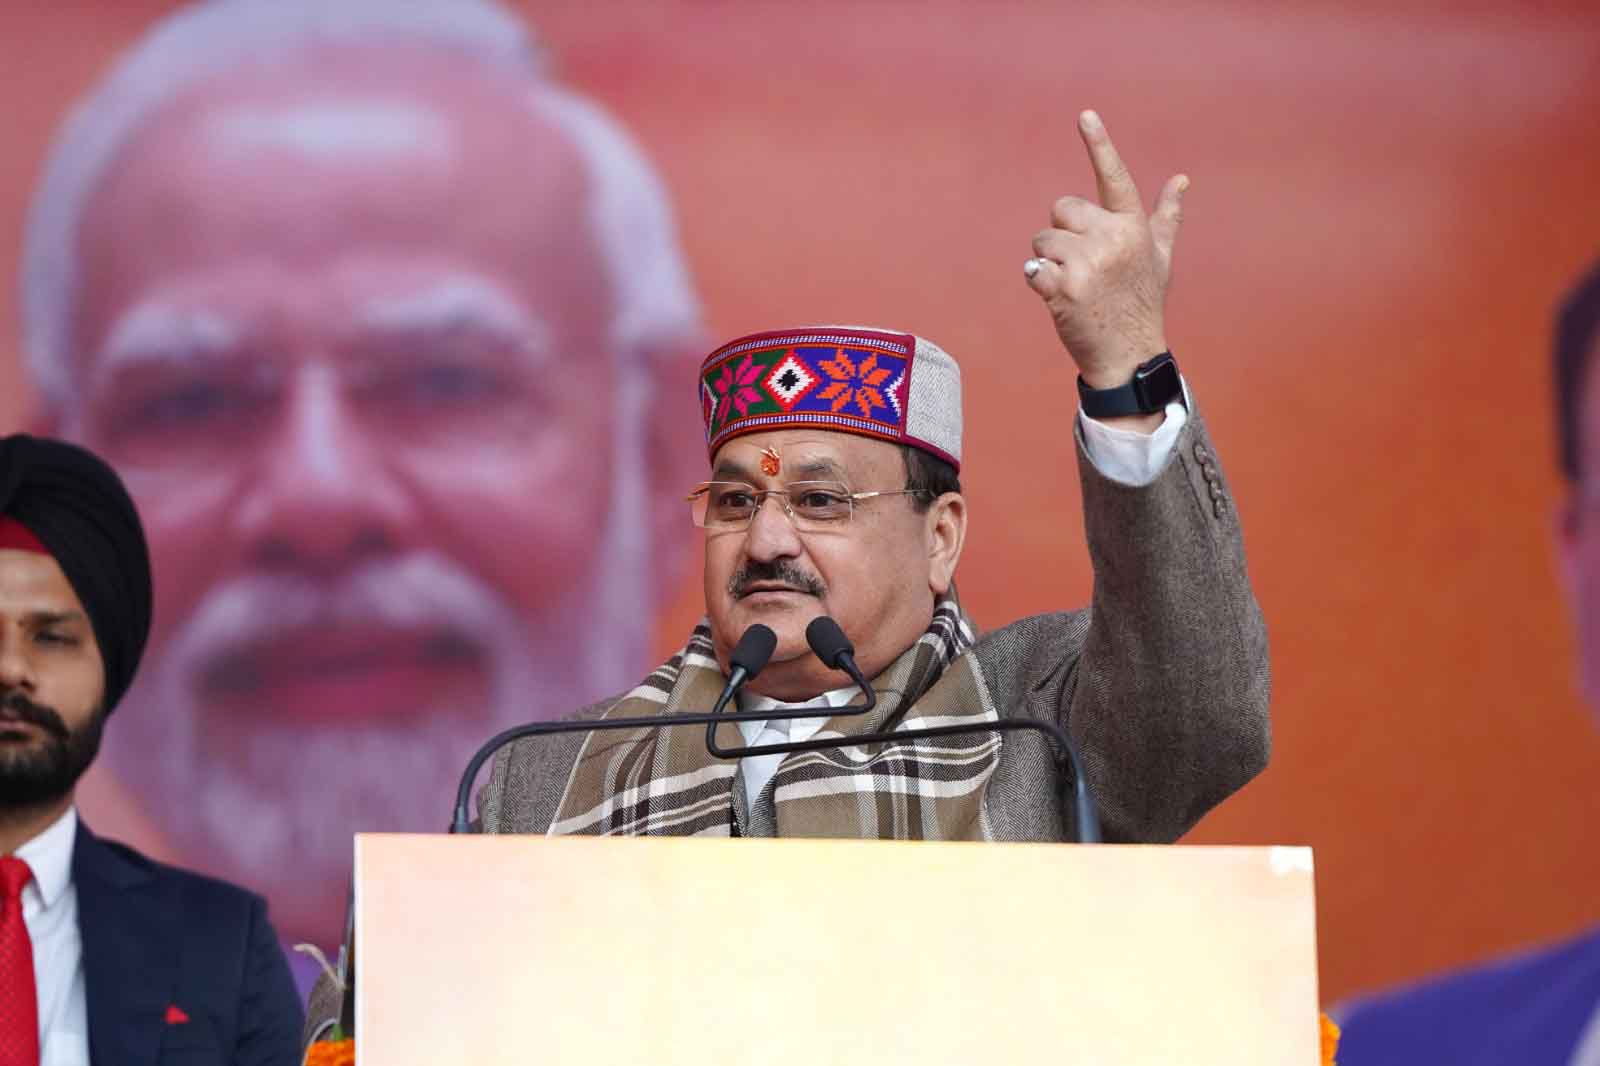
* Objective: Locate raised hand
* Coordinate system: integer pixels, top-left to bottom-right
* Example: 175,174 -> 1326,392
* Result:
1025,110 -> 1187,391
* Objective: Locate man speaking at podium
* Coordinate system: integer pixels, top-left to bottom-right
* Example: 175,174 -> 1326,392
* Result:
473,111 -> 1270,844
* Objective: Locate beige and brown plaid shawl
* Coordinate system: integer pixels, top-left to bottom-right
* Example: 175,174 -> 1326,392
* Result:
548,598 -> 1007,839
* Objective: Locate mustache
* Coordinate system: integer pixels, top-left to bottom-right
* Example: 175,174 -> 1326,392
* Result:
0,690 -> 69,740
169,551 -> 510,672
728,559 -> 826,599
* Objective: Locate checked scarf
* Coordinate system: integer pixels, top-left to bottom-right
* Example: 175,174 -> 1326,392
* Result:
549,598 -> 1006,839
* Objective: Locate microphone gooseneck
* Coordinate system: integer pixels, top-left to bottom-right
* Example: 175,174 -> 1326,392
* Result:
703,615 -> 878,759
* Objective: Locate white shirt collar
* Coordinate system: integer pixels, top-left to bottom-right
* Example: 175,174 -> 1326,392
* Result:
736,684 -> 860,745
13,805 -> 76,909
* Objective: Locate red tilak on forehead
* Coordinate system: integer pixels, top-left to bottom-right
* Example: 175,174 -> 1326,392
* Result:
0,517 -> 51,556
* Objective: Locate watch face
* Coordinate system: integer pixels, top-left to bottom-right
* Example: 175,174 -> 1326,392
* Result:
1134,356 -> 1182,412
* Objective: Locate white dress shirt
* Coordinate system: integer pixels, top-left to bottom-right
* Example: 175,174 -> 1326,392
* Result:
729,401 -> 1187,808
15,806 -> 88,1066
736,686 -> 858,807
1076,392 -> 1190,487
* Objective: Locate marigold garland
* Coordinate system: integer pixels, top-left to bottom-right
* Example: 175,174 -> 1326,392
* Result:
304,1037 -> 354,1066
1321,1012 -> 1341,1065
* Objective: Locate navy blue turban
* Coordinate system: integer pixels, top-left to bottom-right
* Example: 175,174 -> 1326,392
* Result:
0,434 -> 153,714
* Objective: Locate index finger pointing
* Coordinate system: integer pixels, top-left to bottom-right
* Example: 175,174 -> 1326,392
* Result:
1078,110 -> 1141,213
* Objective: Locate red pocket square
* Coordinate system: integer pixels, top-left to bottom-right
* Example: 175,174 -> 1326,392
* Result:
164,1005 -> 190,1025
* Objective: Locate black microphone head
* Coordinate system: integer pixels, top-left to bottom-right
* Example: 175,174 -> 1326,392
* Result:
805,616 -> 854,670
729,624 -> 778,678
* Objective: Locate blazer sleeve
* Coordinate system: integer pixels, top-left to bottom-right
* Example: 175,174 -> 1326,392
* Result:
999,405 -> 1269,842
230,894 -> 304,1066
476,697 -> 619,834
1070,405 -> 1270,840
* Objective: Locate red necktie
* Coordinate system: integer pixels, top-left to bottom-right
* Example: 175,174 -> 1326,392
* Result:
0,855 -> 39,1066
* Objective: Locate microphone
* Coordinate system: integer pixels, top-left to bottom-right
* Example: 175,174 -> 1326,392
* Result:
704,619 -> 1102,843
450,624 -> 798,833
703,616 -> 874,757
804,615 -> 856,672
716,624 -> 779,714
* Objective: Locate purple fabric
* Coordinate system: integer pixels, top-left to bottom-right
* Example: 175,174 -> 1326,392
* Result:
1338,925 -> 1600,1066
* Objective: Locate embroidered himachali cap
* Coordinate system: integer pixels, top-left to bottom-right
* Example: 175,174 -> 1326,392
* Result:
698,326 -> 963,471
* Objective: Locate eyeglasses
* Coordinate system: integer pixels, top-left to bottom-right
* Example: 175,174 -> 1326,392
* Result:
686,480 -> 926,531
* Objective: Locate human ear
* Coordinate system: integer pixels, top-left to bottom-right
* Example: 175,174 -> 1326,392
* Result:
925,492 -> 967,596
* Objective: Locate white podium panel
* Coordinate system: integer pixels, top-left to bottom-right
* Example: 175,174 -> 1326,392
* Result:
355,835 -> 1319,1065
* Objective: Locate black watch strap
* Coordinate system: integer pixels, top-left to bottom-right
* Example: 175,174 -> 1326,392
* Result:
1077,351 -> 1183,418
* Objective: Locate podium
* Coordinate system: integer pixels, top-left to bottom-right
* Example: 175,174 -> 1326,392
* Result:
350,834 -> 1320,1064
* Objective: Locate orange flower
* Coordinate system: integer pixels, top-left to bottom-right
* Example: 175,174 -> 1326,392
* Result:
304,1038 -> 354,1066
815,347 -> 894,419
1320,1013 -> 1341,1066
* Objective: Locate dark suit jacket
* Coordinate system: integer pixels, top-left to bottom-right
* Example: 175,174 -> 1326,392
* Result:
73,822 -> 304,1066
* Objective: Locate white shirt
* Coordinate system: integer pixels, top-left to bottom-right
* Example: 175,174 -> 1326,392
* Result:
14,806 -> 88,1066
729,402 -> 1188,806
1076,393 -> 1190,487
736,686 -> 858,807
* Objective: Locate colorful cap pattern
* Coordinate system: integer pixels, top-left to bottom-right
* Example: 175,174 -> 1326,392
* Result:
698,326 -> 963,471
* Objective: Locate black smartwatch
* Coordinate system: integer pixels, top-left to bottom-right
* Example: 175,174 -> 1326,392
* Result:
1076,351 -> 1184,419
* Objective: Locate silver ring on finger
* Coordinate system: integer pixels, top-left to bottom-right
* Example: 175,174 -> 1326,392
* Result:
1023,257 -> 1048,279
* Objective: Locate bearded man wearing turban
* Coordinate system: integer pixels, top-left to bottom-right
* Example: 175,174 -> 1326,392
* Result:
0,433 -> 303,1066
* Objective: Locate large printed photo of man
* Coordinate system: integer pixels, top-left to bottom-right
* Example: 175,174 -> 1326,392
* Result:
17,0 -> 704,979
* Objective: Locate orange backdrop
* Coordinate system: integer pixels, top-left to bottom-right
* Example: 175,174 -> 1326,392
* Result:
2,0 -> 1598,1005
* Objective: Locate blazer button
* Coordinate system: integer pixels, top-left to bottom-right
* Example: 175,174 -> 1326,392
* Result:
1202,462 -> 1218,480
1194,443 -> 1210,463
1213,498 -> 1227,517
1209,483 -> 1224,500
